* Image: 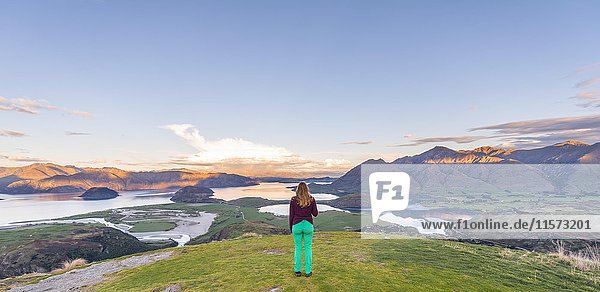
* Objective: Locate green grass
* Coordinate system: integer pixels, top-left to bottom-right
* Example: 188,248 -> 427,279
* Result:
128,221 -> 177,232
313,211 -> 360,231
0,224 -> 103,254
0,271 -> 57,290
62,210 -> 124,223
94,232 -> 599,291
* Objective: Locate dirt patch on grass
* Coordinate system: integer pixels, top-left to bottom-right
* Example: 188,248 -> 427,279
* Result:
10,251 -> 173,292
262,249 -> 286,255
160,283 -> 183,292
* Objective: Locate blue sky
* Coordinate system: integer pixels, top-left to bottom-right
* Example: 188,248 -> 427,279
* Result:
1,1 -> 599,176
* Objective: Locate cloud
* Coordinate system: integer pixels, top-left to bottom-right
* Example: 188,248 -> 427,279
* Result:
0,95 -> 93,118
570,90 -> 600,108
15,147 -> 29,153
391,135 -> 489,147
396,114 -> 600,149
65,131 -> 92,136
161,124 -> 295,163
68,110 -> 93,118
0,97 -> 57,114
470,114 -> 600,148
575,77 -> 600,88
161,124 -> 352,176
563,62 -> 600,78
470,114 -> 600,135
574,63 -> 600,74
340,141 -> 372,145
0,155 -> 47,163
0,129 -> 26,137
168,157 -> 351,177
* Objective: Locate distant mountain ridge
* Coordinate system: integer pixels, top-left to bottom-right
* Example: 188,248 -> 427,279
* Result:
0,163 -> 258,194
312,140 -> 600,195
2,141 -> 598,195
393,140 -> 600,164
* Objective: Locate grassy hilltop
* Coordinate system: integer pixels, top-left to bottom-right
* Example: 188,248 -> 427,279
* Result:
95,232 -> 599,291
2,201 -> 598,291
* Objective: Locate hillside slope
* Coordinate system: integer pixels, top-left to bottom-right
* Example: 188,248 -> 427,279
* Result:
94,232 -> 598,291
0,224 -> 153,279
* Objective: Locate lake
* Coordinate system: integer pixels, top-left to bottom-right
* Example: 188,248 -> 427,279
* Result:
0,182 -> 337,226
210,182 -> 338,201
258,204 -> 348,216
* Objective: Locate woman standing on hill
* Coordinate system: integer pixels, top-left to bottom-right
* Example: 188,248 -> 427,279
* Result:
289,182 -> 319,277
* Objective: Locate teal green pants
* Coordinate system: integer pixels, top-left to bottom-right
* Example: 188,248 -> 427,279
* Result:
292,220 -> 314,273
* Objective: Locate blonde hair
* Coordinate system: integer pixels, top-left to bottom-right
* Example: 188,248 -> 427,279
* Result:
294,182 -> 313,208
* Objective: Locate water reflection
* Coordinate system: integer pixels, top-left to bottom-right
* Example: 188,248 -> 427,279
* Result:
259,204 -> 348,216
211,182 -> 338,201
0,190 -> 174,226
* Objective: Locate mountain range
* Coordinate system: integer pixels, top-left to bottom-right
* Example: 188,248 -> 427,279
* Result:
1,140 -> 598,195
393,140 -> 599,164
312,140 -> 600,195
0,164 -> 258,194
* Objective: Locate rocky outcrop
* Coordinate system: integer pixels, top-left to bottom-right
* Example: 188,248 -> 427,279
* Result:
79,187 -> 119,200
170,186 -> 223,203
0,226 -> 151,279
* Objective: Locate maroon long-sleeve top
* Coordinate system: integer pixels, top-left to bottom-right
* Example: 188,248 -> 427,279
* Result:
289,196 -> 319,231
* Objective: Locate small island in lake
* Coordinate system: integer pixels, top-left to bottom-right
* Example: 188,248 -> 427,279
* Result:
79,187 -> 119,200
170,186 -> 223,203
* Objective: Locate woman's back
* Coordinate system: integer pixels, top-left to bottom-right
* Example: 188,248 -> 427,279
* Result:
289,196 -> 318,230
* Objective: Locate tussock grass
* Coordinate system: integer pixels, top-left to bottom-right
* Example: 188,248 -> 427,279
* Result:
52,258 -> 88,273
553,241 -> 600,272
